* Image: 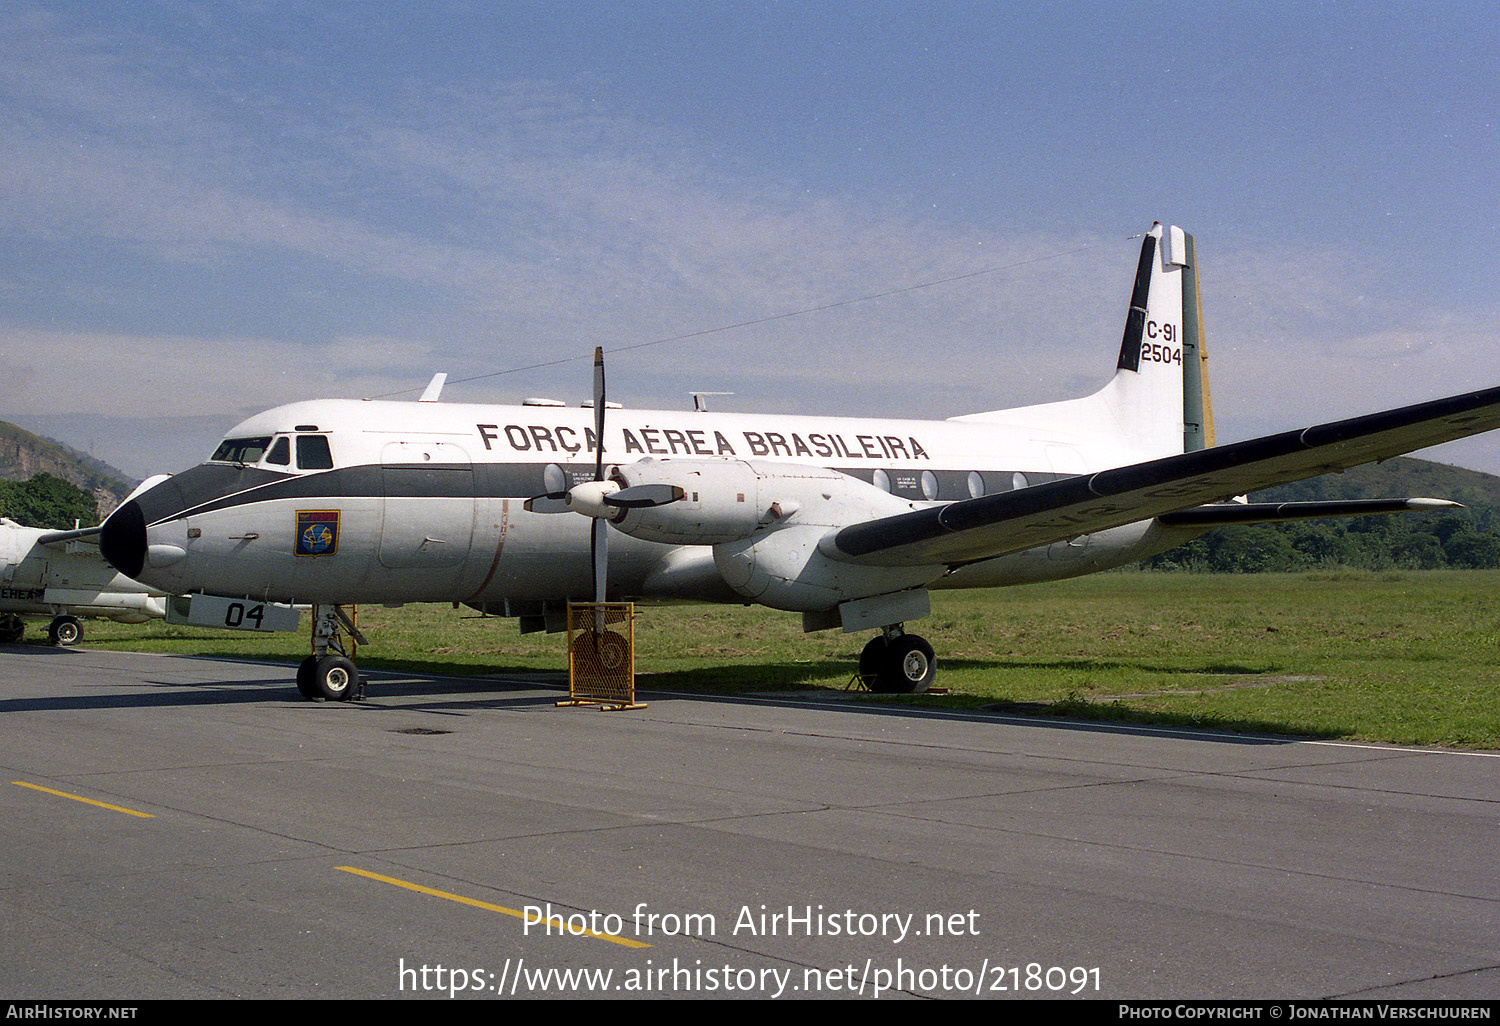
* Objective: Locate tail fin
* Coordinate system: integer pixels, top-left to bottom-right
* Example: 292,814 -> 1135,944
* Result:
1094,223 -> 1212,458
950,223 -> 1214,461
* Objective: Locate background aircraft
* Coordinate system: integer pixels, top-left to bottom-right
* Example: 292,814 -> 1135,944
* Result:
97,226 -> 1500,699
0,517 -> 168,645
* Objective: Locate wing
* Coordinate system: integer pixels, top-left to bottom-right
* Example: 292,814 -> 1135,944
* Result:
829,385 -> 1500,567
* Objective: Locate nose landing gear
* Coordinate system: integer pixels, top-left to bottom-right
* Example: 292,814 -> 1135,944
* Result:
295,604 -> 365,701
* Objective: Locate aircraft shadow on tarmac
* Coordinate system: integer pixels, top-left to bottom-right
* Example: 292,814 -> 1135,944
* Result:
1,644 -> 1315,744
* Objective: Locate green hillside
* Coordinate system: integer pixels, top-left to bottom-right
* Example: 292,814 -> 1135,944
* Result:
0,420 -> 137,519
1147,456 -> 1500,571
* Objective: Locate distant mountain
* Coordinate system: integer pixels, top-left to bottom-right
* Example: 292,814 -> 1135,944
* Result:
1252,455 -> 1500,508
0,420 -> 137,518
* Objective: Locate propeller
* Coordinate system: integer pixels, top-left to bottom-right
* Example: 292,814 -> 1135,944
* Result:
522,350 -> 686,528
520,348 -> 685,633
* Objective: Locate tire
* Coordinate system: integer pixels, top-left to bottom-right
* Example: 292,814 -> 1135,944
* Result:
49,616 -> 83,647
859,635 -> 889,689
310,653 -> 359,701
295,655 -> 320,699
574,629 -> 629,677
883,634 -> 937,694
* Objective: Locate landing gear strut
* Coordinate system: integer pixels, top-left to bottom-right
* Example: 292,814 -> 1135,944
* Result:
859,624 -> 937,694
295,604 -> 365,701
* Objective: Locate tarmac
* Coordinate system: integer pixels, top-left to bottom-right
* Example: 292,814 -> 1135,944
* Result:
1,644 -> 1495,999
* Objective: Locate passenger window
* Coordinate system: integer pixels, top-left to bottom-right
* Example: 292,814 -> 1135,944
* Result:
265,437 -> 291,466
296,435 -> 334,470
920,470 -> 939,500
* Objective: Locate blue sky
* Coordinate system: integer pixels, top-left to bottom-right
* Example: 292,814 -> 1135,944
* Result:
3,1 -> 1497,479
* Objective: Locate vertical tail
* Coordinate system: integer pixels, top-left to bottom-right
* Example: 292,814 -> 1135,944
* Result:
950,223 -> 1215,463
1096,223 -> 1212,458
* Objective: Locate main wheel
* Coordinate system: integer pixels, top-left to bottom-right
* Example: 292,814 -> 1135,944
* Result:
49,615 -> 83,647
859,635 -> 889,688
881,634 -> 937,694
309,653 -> 359,701
295,655 -> 320,699
574,629 -> 629,677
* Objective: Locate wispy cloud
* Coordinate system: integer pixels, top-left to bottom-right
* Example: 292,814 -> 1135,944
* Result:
2,5 -> 1496,481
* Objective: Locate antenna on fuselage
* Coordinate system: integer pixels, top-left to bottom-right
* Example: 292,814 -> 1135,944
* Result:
690,392 -> 734,412
418,373 -> 447,402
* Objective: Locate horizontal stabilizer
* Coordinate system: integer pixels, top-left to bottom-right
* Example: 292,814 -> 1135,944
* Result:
1157,497 -> 1461,527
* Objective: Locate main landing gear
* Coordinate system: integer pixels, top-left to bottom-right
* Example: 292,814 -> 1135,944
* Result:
295,604 -> 366,701
859,624 -> 937,694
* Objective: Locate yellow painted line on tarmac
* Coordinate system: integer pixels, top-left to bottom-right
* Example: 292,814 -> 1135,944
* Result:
337,866 -> 651,949
12,781 -> 155,818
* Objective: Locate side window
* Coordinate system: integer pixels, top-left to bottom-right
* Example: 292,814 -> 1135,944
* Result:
210,436 -> 272,464
265,437 -> 291,466
296,435 -> 334,470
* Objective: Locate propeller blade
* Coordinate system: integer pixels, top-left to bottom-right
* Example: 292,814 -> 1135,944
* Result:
592,346 -> 608,617
591,517 -> 608,611
592,346 -> 606,483
522,492 -> 571,514
604,484 -> 686,509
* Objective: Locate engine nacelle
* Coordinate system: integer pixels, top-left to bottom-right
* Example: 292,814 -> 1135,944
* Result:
609,459 -> 823,545
712,524 -> 943,612
606,458 -> 948,611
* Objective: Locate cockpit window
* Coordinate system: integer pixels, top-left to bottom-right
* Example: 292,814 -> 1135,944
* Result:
211,436 -> 273,465
265,437 -> 291,466
296,435 -> 334,470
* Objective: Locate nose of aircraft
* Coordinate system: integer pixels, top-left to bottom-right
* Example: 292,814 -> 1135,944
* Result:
99,500 -> 147,579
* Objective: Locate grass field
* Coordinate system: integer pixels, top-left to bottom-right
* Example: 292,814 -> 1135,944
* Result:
69,569 -> 1500,749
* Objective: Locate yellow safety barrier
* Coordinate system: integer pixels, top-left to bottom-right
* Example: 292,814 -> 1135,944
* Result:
563,602 -> 643,711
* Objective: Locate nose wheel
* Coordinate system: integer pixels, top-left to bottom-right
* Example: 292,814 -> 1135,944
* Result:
296,604 -> 365,701
297,652 -> 360,701
859,626 -> 937,694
